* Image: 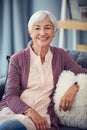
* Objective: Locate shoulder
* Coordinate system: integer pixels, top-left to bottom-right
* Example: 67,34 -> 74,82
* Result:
10,47 -> 30,66
50,46 -> 68,56
11,47 -> 30,61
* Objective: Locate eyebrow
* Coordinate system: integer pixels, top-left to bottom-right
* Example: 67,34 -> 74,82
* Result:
34,24 -> 53,27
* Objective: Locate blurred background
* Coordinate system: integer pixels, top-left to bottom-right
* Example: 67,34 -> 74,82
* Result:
0,0 -> 87,77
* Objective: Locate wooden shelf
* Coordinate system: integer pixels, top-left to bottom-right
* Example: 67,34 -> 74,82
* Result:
58,20 -> 87,31
76,44 -> 87,52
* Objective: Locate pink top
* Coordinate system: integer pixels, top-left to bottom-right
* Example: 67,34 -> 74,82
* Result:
20,47 -> 53,126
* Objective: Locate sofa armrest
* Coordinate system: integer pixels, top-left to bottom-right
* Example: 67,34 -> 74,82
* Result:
0,77 -> 6,100
66,50 -> 87,69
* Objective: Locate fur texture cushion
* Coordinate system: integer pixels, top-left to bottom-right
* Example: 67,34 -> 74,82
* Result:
54,70 -> 87,129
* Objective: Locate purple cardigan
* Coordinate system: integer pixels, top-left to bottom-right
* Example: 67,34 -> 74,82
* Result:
0,45 -> 87,130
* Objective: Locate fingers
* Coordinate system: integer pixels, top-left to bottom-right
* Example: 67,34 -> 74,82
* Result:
26,108 -> 49,130
59,96 -> 72,112
59,85 -> 79,112
35,118 -> 49,130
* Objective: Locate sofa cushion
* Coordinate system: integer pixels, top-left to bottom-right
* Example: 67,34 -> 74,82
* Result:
0,77 -> 6,100
66,50 -> 87,69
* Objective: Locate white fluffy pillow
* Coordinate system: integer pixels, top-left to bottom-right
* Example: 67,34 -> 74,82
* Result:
54,70 -> 87,129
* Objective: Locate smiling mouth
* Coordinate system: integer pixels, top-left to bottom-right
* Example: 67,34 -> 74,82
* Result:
38,37 -> 49,41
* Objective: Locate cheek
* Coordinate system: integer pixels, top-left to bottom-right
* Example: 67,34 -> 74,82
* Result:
28,30 -> 36,38
50,33 -> 55,38
29,33 -> 36,39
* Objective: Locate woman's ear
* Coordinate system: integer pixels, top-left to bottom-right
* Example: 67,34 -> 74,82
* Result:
28,29 -> 32,38
53,30 -> 57,37
28,29 -> 30,35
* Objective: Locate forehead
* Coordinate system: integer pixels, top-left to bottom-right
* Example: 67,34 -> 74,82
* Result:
33,18 -> 53,27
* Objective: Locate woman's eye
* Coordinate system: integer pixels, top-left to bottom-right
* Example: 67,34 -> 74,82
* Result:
45,27 -> 52,30
34,28 -> 40,30
46,27 -> 50,29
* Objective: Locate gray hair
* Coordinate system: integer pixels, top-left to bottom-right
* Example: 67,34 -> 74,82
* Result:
28,10 -> 58,32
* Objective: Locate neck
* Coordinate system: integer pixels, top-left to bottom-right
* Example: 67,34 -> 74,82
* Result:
31,43 -> 49,63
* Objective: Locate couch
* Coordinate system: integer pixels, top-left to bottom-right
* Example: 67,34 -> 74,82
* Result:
0,50 -> 87,130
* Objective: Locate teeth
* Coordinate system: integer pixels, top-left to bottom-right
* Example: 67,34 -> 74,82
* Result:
39,38 -> 47,40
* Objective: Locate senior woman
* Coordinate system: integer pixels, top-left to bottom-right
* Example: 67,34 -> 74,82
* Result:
0,10 -> 87,130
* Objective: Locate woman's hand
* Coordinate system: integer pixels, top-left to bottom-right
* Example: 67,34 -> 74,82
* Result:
59,83 -> 79,112
24,108 -> 49,130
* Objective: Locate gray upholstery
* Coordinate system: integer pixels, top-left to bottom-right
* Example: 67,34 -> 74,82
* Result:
66,50 -> 87,69
0,77 -> 6,100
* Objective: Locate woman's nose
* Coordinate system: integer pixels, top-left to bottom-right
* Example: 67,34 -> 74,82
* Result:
40,29 -> 46,35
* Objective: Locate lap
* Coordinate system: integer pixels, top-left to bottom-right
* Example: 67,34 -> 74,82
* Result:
0,107 -> 36,130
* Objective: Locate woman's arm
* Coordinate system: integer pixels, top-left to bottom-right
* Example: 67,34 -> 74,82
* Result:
4,53 -> 30,114
59,83 -> 79,112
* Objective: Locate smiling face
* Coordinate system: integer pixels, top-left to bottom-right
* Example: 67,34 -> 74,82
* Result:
29,18 -> 56,48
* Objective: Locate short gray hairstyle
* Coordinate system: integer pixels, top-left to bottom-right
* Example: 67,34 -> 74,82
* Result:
28,10 -> 58,32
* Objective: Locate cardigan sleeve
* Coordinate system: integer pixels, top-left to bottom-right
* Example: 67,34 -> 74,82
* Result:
3,50 -> 30,114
